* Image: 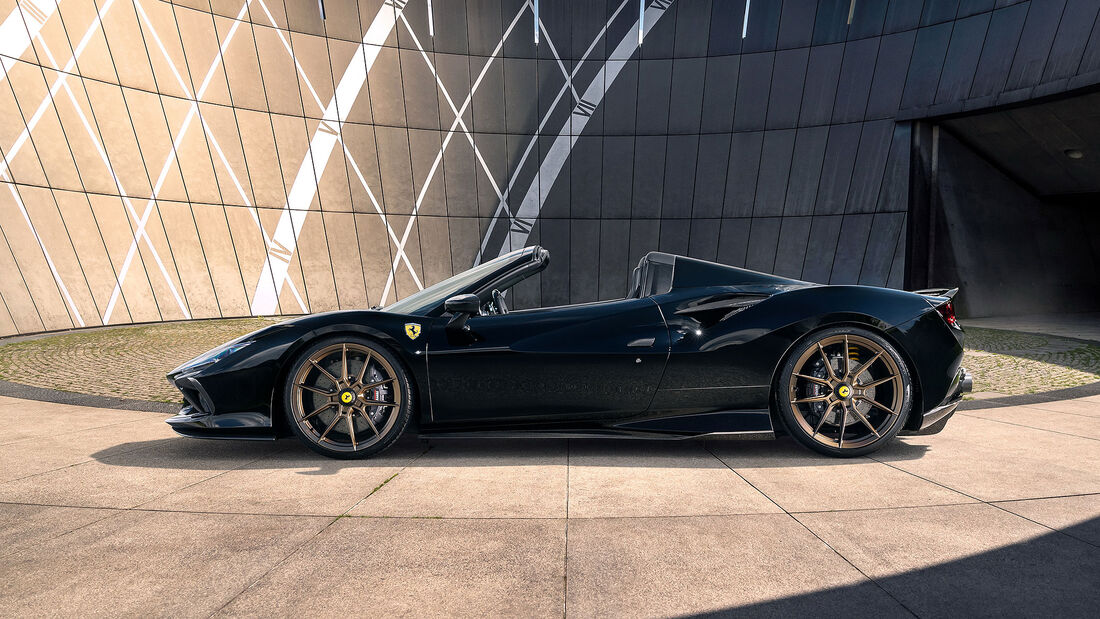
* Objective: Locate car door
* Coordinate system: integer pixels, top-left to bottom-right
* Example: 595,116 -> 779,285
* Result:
425,297 -> 669,423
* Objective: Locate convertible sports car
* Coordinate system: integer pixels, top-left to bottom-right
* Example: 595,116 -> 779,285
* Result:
167,246 -> 971,458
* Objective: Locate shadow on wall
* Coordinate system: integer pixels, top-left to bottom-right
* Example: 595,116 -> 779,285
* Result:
687,516 -> 1100,617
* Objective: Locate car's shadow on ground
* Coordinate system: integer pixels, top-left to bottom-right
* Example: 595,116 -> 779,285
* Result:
90,433 -> 931,472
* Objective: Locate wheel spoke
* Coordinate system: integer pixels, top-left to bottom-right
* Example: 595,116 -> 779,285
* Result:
355,406 -> 381,435
794,373 -> 829,386
299,383 -> 336,396
358,377 -> 395,393
301,401 -> 335,421
838,405 -> 848,448
318,408 -> 344,443
345,410 -> 357,449
817,343 -> 837,380
360,399 -> 397,407
812,401 -> 836,438
851,350 -> 884,379
857,374 -> 897,389
847,404 -> 880,437
856,395 -> 898,416
356,350 -> 373,384
792,395 -> 830,404
843,335 -> 851,379
309,359 -> 340,386
341,344 -> 349,382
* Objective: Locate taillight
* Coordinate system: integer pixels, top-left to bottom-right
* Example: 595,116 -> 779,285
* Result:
936,300 -> 957,327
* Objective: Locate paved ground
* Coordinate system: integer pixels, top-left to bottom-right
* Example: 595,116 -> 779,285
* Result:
1,391 -> 1098,617
1,318 -> 1098,404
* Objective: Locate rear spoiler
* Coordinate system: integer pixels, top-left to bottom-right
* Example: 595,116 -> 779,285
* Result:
913,287 -> 958,300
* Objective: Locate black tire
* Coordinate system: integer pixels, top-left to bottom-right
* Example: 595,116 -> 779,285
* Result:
776,326 -> 912,457
283,335 -> 413,459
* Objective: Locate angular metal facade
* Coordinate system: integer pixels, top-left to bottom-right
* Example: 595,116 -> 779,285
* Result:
0,0 -> 1097,334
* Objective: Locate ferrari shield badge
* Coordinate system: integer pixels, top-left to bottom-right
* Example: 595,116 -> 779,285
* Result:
404,323 -> 421,340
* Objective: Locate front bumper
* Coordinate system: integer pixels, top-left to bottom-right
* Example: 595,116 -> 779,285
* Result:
901,367 -> 972,435
165,370 -> 275,440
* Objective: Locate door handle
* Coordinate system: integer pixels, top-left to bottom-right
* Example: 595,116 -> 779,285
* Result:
627,337 -> 655,348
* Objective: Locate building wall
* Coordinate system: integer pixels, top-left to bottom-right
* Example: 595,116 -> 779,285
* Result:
0,0 -> 1098,335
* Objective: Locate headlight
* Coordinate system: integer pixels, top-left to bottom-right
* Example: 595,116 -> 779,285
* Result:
172,340 -> 253,374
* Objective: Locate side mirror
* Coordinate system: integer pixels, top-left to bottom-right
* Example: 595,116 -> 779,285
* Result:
444,294 -> 480,315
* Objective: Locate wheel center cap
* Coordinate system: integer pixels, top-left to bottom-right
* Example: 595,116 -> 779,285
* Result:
338,389 -> 356,405
836,384 -> 852,399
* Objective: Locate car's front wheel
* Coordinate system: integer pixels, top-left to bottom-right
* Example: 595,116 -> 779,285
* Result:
284,336 -> 412,459
776,326 -> 912,457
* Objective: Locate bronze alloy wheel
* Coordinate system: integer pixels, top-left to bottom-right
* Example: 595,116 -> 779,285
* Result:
779,327 -> 911,456
287,339 -> 409,457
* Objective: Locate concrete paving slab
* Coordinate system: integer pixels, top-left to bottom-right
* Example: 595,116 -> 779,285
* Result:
993,493 -> 1100,546
961,405 -> 1100,440
0,510 -> 330,617
350,439 -> 568,518
0,402 -> 151,445
795,503 -> 1100,617
567,440 -> 779,518
145,440 -> 424,516
566,514 -> 908,617
0,503 -> 114,559
1019,396 -> 1100,418
217,517 -> 566,617
711,441 -> 974,512
0,437 -> 276,508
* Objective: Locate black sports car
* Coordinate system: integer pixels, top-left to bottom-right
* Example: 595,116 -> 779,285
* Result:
167,246 -> 971,458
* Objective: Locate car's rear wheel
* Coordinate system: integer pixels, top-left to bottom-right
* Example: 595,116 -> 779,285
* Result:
776,326 -> 912,457
284,336 -> 412,459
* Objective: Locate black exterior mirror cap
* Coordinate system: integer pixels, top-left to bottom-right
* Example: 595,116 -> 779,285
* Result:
444,294 -> 480,315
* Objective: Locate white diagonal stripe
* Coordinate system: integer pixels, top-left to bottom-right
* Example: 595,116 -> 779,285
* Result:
0,0 -> 58,83
249,0 -> 405,315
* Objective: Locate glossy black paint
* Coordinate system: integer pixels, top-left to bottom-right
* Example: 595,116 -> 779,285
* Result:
166,247 -> 967,441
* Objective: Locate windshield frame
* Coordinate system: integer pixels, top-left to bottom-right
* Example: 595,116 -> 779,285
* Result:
381,247 -> 543,316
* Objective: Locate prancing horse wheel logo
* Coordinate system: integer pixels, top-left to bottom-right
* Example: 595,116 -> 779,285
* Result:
837,385 -> 852,399
339,390 -> 355,405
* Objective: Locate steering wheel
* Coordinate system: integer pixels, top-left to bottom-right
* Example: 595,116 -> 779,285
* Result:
491,288 -> 509,315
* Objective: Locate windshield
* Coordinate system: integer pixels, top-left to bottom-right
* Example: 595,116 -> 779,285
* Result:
382,249 -> 529,315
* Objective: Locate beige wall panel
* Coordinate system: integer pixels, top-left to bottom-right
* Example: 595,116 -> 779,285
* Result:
354,212 -> 392,307
210,0 -> 250,21
292,197 -> 339,311
99,0 -> 156,92
168,101 -> 222,204
213,14 -> 266,111
172,1 -> 214,13
154,95 -> 199,203
198,102 -> 252,206
284,0 -> 325,37
234,108 -> 285,208
222,203 -> 287,315
408,129 -> 446,217
190,201 -> 250,316
268,113 -> 311,197
315,126 -> 353,213
27,2 -> 72,67
338,123 -> 382,214
15,184 -> 102,325
0,183 -> 76,330
321,0 -> 366,43
359,2 -> 397,46
328,37 -> 373,125
158,199 -> 221,319
255,204 -> 309,314
321,210 -> 369,309
6,64 -> 83,192
2,61 -> 48,187
384,214 -> 425,303
83,80 -> 152,198
86,192 -> 162,324
123,87 -> 179,192
173,4 -> 232,106
253,23 -> 304,116
289,31 -> 333,118
132,203 -> 192,321
0,223 -> 46,333
247,0 -> 288,32
55,0 -> 117,83
52,188 -> 130,322
39,70 -> 117,196
0,299 -> 17,336
137,0 -> 194,99
416,215 -> 453,288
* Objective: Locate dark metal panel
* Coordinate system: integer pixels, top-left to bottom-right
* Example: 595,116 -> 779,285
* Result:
814,123 -> 861,216
473,133 -> 507,218
658,218 -> 691,256
848,0 -> 890,39
668,58 -> 707,133
708,0 -> 746,56
745,217 -> 782,272
900,22 -> 954,110
935,12 -> 991,104
958,0 -> 997,18
766,48 -> 808,130
598,220 -> 630,300
784,125 -> 829,217
970,3 -> 1029,98
734,52 -> 774,131
833,38 -> 879,123
859,212 -> 906,286
688,218 -> 721,261
1042,0 -> 1100,81
885,0 -> 925,33
829,213 -> 874,284
470,56 -> 506,133
674,0 -> 713,57
504,57 -> 538,134
717,218 -> 751,267
661,135 -> 700,218
539,135 -> 570,219
407,129 -> 446,217
539,218 -> 570,307
632,135 -> 666,219
628,218 -> 661,267
812,0 -> 850,45
700,55 -> 740,133
772,216 -> 812,279
753,129 -> 796,218
921,0 -> 962,26
466,0 -> 504,56
603,60 -> 639,135
641,0 -> 679,59
801,215 -> 843,283
846,120 -> 894,214
1003,0 -> 1068,92
571,0 -> 606,60
723,131 -> 764,218
798,43 -> 843,127
374,126 -> 415,215
432,0 -> 469,54
537,59 -> 569,137
867,31 -> 917,118
692,133 -> 733,219
637,59 -> 674,134
778,0 -> 818,49
570,136 -> 603,219
569,219 -> 600,303
742,0 -> 782,53
602,135 -> 634,218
